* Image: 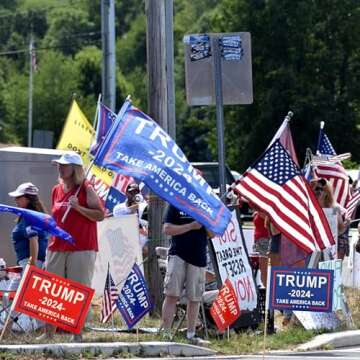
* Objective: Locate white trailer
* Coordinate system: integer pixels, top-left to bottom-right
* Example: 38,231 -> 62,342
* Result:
0,146 -> 66,265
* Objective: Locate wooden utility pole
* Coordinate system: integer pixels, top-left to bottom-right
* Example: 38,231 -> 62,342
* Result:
145,0 -> 174,313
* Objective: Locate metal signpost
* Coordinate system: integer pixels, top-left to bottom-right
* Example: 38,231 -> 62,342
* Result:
184,32 -> 253,197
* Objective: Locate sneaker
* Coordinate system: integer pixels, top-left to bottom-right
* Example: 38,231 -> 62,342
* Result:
35,333 -> 53,342
188,336 -> 211,346
71,333 -> 83,343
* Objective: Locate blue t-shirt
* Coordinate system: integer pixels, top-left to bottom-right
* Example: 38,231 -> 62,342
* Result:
163,205 -> 208,267
11,217 -> 48,263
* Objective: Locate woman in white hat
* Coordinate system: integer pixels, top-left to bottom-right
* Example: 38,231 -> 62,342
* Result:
8,182 -> 48,268
39,151 -> 104,341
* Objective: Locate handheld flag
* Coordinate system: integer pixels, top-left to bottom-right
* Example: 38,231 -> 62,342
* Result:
315,128 -> 350,207
234,140 -> 335,253
90,103 -> 117,156
93,100 -> 231,235
100,265 -> 119,323
0,204 -> 73,244
116,263 -> 152,329
268,112 -> 299,166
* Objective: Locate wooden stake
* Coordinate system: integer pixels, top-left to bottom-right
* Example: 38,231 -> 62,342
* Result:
262,258 -> 271,360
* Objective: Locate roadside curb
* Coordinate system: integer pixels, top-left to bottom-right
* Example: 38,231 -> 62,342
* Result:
0,341 -> 217,357
296,330 -> 360,351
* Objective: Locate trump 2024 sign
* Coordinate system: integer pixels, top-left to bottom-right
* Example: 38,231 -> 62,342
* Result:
269,267 -> 334,312
12,265 -> 94,333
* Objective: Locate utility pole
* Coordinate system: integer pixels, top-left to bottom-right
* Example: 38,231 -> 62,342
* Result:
165,0 -> 176,139
101,0 -> 116,111
145,0 -> 175,313
27,35 -> 33,147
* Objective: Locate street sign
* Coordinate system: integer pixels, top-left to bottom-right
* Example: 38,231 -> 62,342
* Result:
184,32 -> 253,105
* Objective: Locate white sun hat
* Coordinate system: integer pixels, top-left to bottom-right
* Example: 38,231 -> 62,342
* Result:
8,182 -> 39,197
51,151 -> 83,166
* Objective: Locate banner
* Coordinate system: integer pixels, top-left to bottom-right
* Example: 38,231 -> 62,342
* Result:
269,267 -> 334,312
210,279 -> 240,332
93,101 -> 231,235
56,100 -> 113,203
211,211 -> 257,310
116,263 -> 153,329
12,265 -> 94,334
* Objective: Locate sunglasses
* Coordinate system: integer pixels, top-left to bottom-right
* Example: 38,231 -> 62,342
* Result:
314,186 -> 324,192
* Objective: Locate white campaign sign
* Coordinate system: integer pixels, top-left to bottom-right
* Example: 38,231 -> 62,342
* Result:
319,259 -> 343,311
343,229 -> 360,288
294,311 -> 341,330
92,214 -> 142,295
211,211 -> 257,311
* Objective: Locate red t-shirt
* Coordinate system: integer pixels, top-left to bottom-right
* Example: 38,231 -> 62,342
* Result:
253,212 -> 269,241
48,181 -> 100,252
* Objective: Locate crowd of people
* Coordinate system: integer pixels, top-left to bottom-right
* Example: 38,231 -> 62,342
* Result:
3,150 -> 360,343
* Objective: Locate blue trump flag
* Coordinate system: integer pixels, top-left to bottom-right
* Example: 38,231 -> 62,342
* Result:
116,263 -> 152,329
0,204 -> 74,244
93,100 -> 231,235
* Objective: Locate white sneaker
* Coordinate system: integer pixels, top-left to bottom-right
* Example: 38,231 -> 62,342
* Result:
188,336 -> 211,346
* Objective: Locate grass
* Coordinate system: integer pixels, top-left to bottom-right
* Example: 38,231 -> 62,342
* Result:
1,288 -> 360,358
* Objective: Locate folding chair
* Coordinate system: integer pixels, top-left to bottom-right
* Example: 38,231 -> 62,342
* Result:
0,266 -> 27,334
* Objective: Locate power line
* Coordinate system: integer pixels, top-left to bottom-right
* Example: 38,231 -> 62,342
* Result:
0,39 -> 102,57
0,31 -> 102,56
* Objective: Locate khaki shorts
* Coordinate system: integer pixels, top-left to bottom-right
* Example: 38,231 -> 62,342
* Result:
45,250 -> 96,287
164,255 -> 205,302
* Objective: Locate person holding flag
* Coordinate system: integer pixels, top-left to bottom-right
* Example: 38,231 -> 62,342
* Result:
3,182 -> 49,336
39,152 -> 105,342
8,182 -> 48,269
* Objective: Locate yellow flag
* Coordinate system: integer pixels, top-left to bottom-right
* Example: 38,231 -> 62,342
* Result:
56,100 -> 95,165
56,100 -> 113,195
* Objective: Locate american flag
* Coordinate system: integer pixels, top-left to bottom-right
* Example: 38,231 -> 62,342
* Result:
235,140 -> 335,253
100,265 -> 119,323
345,189 -> 360,220
315,130 -> 350,207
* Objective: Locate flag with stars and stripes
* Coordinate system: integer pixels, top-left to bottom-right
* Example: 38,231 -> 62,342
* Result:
315,129 -> 350,207
345,189 -> 360,220
100,265 -> 119,323
90,103 -> 117,156
234,140 -> 335,253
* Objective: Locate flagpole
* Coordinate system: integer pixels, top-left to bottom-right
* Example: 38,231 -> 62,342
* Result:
27,35 -> 34,147
93,94 -> 102,130
108,262 -> 115,331
262,258 -> 271,360
316,121 -> 325,155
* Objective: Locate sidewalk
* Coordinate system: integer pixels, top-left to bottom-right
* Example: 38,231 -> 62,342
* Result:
296,329 -> 360,351
0,341 -> 217,358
